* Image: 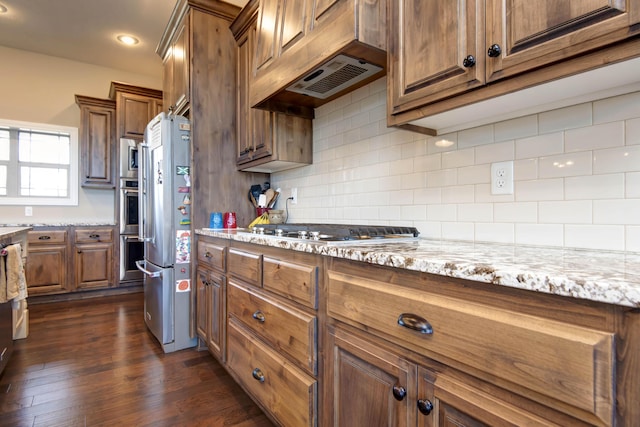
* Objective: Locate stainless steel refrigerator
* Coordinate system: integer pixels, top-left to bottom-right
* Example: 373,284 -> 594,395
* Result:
136,112 -> 196,353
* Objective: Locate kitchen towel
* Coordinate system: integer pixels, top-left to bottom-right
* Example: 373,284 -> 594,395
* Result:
2,244 -> 27,302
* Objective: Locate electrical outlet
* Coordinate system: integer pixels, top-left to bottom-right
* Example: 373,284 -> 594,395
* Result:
290,188 -> 298,204
25,206 -> 33,216
491,161 -> 514,195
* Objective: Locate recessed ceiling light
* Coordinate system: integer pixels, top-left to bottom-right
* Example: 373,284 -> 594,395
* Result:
0,4 -> 8,14
117,35 -> 139,46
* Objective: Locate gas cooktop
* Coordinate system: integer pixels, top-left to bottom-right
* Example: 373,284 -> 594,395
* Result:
243,223 -> 420,245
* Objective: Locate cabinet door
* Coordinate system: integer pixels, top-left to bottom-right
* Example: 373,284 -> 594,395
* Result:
389,0 -> 484,115
25,244 -> 68,295
417,368 -> 563,427
279,0 -> 308,54
329,326 -> 416,427
79,104 -> 116,188
206,271 -> 225,362
196,267 -> 208,341
172,15 -> 190,114
254,0 -> 279,72
485,0 -> 640,81
118,93 -> 155,140
237,21 -> 257,163
162,50 -> 175,113
75,243 -> 113,290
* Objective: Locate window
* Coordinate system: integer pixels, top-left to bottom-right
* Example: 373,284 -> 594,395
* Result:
0,119 -> 78,206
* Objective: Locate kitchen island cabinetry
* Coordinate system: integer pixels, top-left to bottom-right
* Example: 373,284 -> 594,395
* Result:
73,227 -> 115,290
231,0 -> 313,173
326,258 -> 622,426
388,0 -> 640,131
196,237 -> 227,362
75,96 -> 117,189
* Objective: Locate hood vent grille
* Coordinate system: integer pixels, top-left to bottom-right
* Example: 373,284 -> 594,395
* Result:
286,54 -> 383,99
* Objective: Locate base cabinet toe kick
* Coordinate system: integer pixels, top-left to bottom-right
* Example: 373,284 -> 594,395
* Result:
196,235 -> 639,426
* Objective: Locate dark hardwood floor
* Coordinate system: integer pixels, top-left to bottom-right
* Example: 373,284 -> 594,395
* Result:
0,293 -> 275,427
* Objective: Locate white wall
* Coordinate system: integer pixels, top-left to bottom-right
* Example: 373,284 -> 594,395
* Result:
272,77 -> 640,252
0,46 -> 162,224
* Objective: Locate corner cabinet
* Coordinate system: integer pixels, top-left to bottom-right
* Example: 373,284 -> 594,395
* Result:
388,0 -> 640,131
231,0 -> 313,173
75,96 -> 117,189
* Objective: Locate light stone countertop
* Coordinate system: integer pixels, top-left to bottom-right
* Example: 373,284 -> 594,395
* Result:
0,226 -> 32,240
196,228 -> 640,308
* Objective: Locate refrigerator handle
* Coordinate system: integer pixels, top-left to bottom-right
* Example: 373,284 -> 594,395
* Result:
135,260 -> 162,278
138,143 -> 153,242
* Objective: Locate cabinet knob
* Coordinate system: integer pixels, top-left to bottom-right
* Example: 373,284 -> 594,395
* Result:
89,234 -> 100,239
252,368 -> 265,382
462,55 -> 476,68
398,313 -> 433,335
417,399 -> 434,415
392,385 -> 407,401
487,44 -> 502,57
252,310 -> 266,323
205,251 -> 212,258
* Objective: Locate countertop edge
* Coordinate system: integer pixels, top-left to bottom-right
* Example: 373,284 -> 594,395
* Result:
195,228 -> 640,308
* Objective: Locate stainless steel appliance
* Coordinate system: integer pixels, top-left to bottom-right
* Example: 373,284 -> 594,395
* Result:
242,224 -> 420,245
120,235 -> 144,282
119,179 -> 139,235
136,112 -> 195,353
120,138 -> 139,179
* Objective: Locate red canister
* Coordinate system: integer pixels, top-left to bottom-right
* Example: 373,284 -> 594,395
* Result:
223,212 -> 237,228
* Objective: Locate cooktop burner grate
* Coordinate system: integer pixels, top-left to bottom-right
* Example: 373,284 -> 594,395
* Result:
251,223 -> 420,242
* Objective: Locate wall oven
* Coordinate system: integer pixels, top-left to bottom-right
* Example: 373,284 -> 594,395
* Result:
120,179 -> 139,235
120,235 -> 144,281
120,138 -> 139,179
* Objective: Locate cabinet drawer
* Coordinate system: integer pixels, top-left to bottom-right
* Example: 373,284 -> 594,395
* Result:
28,230 -> 67,244
228,281 -> 317,375
263,256 -> 318,308
327,271 -> 614,424
227,319 -> 317,427
197,240 -> 226,271
228,248 -> 262,285
75,228 -> 113,243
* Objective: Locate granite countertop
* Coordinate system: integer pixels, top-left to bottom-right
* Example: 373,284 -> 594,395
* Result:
0,226 -> 33,240
196,228 -> 640,308
2,222 -> 116,227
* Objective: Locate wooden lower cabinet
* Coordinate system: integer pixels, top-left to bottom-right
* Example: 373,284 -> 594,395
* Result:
73,227 -> 114,290
26,229 -> 70,295
227,318 -> 317,427
196,266 -> 226,362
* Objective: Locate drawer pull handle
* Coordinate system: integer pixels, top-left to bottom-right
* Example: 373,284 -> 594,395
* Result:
398,313 -> 433,335
392,385 -> 406,401
205,251 -> 212,258
38,235 -> 51,240
89,233 -> 100,239
252,310 -> 266,323
252,368 -> 265,382
417,399 -> 434,415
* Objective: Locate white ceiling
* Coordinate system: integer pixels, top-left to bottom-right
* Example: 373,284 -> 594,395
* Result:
0,0 -> 248,79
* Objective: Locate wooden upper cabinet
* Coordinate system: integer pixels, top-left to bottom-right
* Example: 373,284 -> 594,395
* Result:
279,0 -> 307,54
170,15 -> 190,114
109,82 -> 163,141
75,95 -> 116,189
389,0 -> 484,115
254,0 -> 279,71
486,0 -> 639,81
158,9 -> 190,116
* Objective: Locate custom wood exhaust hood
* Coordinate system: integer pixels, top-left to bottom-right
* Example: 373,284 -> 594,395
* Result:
248,0 -> 387,119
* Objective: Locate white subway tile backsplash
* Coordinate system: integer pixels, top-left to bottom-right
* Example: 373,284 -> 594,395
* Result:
594,145 -> 640,174
274,82 -> 640,252
626,117 -> 640,145
538,103 -> 592,134
539,151 -> 592,178
593,91 -> 640,124
457,124 -> 494,148
475,223 -> 515,244
515,132 -> 563,159
593,199 -> 640,225
441,222 -> 474,241
441,185 -> 475,204
475,141 -> 515,164
442,148 -> 475,169
458,203 -> 493,222
627,172 -> 640,198
515,224 -> 564,247
565,174 -> 625,200
565,121 -> 624,152
494,115 -> 538,142
494,202 -> 537,223
565,225 -> 625,251
515,179 -> 564,201
627,226 -> 640,252
539,201 -> 592,224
